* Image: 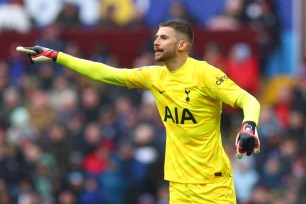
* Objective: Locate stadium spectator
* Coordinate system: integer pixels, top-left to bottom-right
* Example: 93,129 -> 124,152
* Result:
131,0 -> 150,27
77,122 -> 103,156
56,2 -> 80,28
291,69 -> 306,117
79,175 -> 104,204
0,0 -> 31,33
80,85 -> 102,123
114,139 -> 148,204
24,0 -> 62,28
155,182 -> 169,204
258,154 -> 284,189
240,0 -> 281,72
27,88 -> 55,134
247,184 -> 272,204
225,43 -> 260,95
232,156 -> 259,203
99,0 -> 137,27
165,0 -> 197,25
1,87 -> 21,125
132,123 -> 165,195
98,104 -> 122,142
98,160 -> 125,204
57,189 -> 77,204
0,61 -> 9,97
257,104 -> 283,140
73,0 -> 102,27
202,41 -> 227,72
42,122 -> 73,175
273,84 -> 293,129
206,0 -> 243,30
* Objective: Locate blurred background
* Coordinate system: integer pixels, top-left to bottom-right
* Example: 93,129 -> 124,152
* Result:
0,0 -> 305,203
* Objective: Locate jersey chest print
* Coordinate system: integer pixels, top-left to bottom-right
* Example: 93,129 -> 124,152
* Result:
162,88 -> 198,124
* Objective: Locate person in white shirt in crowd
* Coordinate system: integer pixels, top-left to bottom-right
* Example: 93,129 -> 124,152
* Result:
24,0 -> 62,27
0,0 -> 31,33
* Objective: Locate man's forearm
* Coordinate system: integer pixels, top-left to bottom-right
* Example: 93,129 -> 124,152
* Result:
235,93 -> 260,125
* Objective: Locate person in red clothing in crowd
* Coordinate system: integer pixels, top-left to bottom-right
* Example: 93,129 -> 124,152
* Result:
225,43 -> 260,96
82,138 -> 116,175
274,84 -> 293,129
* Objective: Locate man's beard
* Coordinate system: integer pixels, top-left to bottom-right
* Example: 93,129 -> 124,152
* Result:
155,47 -> 177,62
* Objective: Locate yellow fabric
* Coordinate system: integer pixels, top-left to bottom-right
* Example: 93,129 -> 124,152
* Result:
169,177 -> 236,203
125,57 -> 260,183
235,93 -> 260,125
57,53 -> 260,184
56,52 -> 127,86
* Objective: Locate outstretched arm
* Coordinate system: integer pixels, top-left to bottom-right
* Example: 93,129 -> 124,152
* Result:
57,52 -> 127,86
16,46 -> 127,86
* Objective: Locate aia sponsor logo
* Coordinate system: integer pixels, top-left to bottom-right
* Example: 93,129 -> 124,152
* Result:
163,106 -> 197,124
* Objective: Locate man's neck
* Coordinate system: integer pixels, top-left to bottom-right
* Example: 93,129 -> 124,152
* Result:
164,55 -> 189,72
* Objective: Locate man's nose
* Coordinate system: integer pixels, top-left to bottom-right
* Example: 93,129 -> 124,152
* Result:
154,37 -> 159,45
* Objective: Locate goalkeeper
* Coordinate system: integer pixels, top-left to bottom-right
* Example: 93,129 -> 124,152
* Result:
17,19 -> 260,203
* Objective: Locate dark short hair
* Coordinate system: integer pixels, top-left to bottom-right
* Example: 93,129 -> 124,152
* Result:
159,19 -> 194,45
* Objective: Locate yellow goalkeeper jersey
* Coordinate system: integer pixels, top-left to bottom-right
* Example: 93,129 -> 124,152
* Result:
57,53 -> 260,184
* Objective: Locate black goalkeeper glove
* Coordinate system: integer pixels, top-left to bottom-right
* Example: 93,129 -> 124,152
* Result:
16,46 -> 58,63
235,121 -> 260,159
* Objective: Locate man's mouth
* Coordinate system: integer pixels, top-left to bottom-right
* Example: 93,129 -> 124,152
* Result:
155,48 -> 163,55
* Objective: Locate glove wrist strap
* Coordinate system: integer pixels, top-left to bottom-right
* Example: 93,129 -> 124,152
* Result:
243,121 -> 256,134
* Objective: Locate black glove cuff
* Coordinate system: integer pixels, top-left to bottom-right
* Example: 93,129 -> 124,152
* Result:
243,121 -> 256,134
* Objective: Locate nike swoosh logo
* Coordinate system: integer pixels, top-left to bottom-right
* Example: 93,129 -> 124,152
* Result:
159,90 -> 165,94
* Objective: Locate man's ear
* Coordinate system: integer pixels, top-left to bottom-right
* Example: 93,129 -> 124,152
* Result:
178,40 -> 188,51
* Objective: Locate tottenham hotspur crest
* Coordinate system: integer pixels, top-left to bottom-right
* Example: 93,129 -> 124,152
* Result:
185,89 -> 190,102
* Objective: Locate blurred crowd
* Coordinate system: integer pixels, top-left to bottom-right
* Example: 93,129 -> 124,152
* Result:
0,42 -> 168,204
202,24 -> 306,204
1,0 -> 305,204
0,0 -> 283,76
0,0 -> 281,31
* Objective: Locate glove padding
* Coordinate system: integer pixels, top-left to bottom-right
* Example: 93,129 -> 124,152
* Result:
235,121 -> 260,159
16,46 -> 58,63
